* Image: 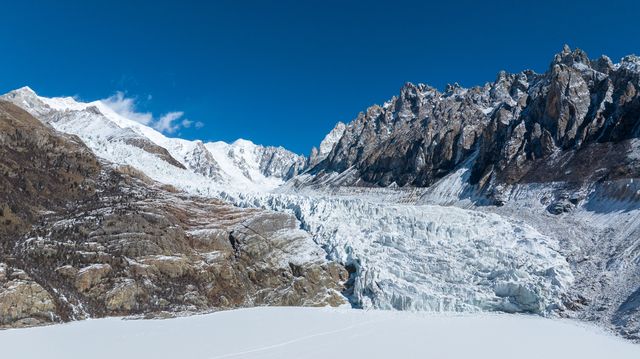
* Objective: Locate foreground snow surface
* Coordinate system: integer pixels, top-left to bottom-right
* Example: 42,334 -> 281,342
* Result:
1,307 -> 637,359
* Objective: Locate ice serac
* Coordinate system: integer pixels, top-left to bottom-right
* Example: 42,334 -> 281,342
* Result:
300,45 -> 640,340
224,191 -> 573,314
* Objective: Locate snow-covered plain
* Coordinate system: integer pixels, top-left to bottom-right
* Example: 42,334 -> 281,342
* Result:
0,307 -> 637,359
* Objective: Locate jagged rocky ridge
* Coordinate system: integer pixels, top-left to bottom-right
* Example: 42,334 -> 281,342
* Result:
307,45 -> 640,198
0,101 -> 346,327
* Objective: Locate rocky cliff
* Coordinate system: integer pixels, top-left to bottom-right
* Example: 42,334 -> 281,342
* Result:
309,46 -> 640,203
0,101 -> 346,327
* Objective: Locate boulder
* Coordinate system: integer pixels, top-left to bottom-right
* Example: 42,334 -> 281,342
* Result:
0,280 -> 57,326
75,264 -> 112,292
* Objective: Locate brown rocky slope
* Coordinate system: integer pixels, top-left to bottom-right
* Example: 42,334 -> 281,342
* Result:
0,100 -> 346,327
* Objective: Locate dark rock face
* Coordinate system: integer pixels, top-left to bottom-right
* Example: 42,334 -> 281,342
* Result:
313,73 -> 530,187
471,47 -> 640,197
0,101 -> 346,327
311,46 -> 640,196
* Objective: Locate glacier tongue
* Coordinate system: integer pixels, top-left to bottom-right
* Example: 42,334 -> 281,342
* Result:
224,191 -> 574,314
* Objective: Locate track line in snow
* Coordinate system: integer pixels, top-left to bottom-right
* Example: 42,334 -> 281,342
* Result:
207,317 -> 388,358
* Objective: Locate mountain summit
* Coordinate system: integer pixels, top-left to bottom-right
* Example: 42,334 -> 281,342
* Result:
1,88 -> 308,194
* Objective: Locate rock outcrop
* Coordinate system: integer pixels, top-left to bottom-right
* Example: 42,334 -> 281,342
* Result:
309,121 -> 346,167
471,46 -> 640,201
258,145 -> 308,180
0,264 -> 57,327
0,100 -> 346,327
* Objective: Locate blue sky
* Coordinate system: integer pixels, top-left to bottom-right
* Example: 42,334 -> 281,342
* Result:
1,0 -> 639,154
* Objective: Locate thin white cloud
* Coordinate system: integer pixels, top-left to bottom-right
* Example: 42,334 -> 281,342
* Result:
100,92 -> 203,134
181,118 -> 193,128
179,119 -> 205,129
155,111 -> 184,134
101,92 -> 153,125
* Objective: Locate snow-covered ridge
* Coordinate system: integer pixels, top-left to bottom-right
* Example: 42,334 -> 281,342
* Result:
1,86 -> 306,193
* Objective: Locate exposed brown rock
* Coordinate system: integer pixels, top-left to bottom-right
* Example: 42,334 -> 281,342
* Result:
0,264 -> 57,326
75,264 -> 112,292
0,100 -> 347,328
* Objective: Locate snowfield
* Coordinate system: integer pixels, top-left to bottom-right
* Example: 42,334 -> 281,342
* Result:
0,307 -> 637,359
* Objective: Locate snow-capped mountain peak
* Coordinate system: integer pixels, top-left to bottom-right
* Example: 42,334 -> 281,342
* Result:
309,121 -> 346,166
1,87 -> 307,193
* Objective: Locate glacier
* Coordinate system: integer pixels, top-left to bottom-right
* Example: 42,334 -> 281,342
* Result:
223,190 -> 573,313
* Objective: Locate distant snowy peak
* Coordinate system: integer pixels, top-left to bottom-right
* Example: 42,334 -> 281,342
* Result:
1,87 -> 307,193
318,122 -> 346,157
309,121 -> 346,166
258,144 -> 308,179
180,140 -> 225,180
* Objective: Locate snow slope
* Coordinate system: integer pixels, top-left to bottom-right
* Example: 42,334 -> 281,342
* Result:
0,307 -> 637,359
1,87 -> 305,193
